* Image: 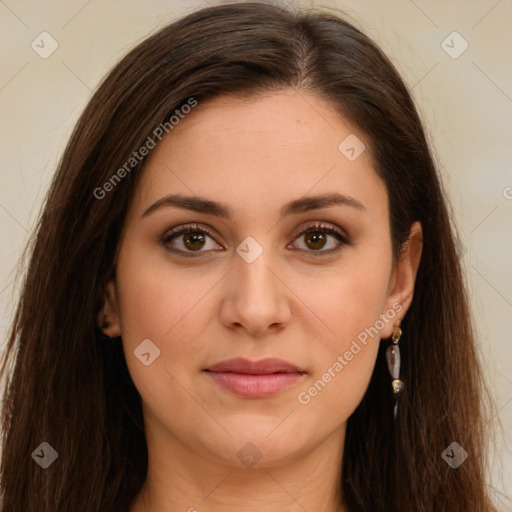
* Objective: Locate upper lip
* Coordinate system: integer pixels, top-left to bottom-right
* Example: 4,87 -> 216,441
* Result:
204,357 -> 306,375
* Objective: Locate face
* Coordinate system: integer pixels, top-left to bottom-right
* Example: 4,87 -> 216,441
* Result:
102,89 -> 421,469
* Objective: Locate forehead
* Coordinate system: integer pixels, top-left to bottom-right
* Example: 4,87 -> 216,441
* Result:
131,90 -> 387,220
164,90 -> 354,150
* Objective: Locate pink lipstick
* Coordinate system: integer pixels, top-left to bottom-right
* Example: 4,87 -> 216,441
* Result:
204,357 -> 306,398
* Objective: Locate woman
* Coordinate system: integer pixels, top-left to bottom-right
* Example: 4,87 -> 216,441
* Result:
0,2 -> 496,510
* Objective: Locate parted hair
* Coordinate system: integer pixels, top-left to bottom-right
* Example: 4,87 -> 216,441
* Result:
1,2 -> 496,510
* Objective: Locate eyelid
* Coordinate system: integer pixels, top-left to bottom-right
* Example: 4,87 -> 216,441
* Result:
163,222 -> 217,241
160,221 -> 350,256
160,222 -> 223,256
288,221 -> 351,257
290,221 -> 350,244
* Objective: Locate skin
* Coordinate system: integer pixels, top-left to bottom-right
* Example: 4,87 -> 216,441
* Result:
100,89 -> 422,512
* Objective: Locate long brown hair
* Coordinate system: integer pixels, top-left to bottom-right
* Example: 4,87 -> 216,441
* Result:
0,2 -> 496,510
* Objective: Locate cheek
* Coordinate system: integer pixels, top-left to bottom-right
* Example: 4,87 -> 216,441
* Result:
296,343 -> 378,424
116,258 -> 209,417
298,248 -> 393,348
115,229 -> 208,332
292,248 -> 392,414
116,259 -> 213,350
294,280 -> 387,421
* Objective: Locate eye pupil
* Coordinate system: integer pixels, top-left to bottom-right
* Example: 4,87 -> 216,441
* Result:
305,231 -> 326,250
183,232 -> 206,250
164,224 -> 345,257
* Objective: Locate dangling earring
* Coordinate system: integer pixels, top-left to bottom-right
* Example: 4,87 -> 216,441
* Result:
386,325 -> 404,419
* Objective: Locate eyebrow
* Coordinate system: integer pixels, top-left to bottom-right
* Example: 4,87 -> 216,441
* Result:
141,192 -> 365,219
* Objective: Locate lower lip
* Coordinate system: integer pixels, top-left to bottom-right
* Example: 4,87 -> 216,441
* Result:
204,371 -> 305,398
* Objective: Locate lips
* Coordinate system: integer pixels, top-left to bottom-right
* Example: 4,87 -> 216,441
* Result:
203,357 -> 306,398
205,357 -> 306,375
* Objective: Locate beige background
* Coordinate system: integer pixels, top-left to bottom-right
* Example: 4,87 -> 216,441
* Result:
1,0 -> 511,507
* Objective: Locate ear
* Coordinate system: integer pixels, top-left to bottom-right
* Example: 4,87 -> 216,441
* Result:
96,279 -> 122,338
381,221 -> 423,339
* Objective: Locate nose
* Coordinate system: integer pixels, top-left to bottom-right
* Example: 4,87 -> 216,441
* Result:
219,244 -> 292,337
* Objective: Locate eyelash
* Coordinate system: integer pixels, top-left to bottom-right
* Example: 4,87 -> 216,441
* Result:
160,222 -> 350,258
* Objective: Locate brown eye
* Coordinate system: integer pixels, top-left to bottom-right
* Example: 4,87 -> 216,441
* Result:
292,223 -> 350,256
182,232 -> 207,251
161,223 -> 222,257
303,231 -> 328,251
